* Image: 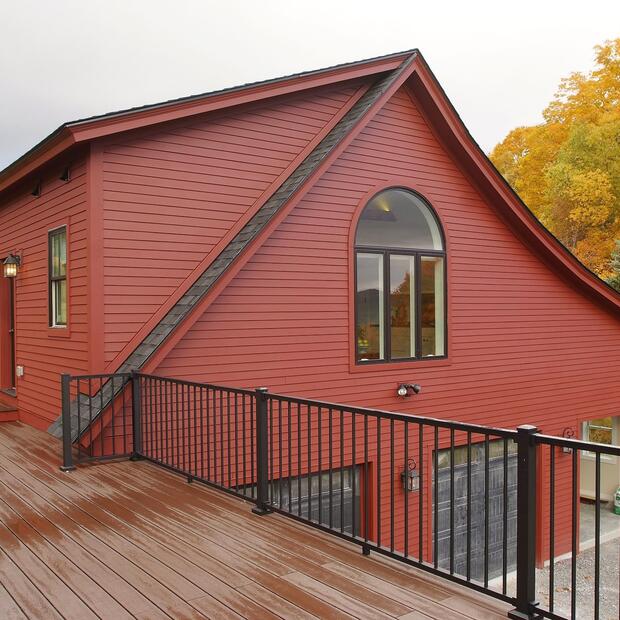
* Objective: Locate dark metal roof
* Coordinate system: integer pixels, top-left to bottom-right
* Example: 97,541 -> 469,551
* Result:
48,52 -> 416,440
1,49 -> 417,185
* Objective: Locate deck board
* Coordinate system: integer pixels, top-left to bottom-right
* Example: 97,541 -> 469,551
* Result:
0,422 -> 511,620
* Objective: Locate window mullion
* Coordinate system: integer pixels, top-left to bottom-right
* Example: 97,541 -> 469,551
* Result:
415,253 -> 422,359
385,251 -> 391,362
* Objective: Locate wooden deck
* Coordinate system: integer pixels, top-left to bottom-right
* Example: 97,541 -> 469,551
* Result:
0,422 -> 511,620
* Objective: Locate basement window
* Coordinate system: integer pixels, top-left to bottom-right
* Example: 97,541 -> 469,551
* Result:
49,227 -> 67,327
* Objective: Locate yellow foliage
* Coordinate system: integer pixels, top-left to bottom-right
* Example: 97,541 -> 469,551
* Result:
490,38 -> 620,285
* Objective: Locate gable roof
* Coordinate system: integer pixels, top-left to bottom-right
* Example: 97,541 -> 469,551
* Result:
12,48 -> 612,439
48,51 -> 418,439
0,50 -> 414,196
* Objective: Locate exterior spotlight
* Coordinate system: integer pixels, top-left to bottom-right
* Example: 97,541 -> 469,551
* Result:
401,458 -> 420,492
397,383 -> 422,397
562,426 -> 575,454
3,254 -> 21,278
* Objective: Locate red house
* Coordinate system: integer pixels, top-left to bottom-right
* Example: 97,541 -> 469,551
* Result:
1,50 -> 619,589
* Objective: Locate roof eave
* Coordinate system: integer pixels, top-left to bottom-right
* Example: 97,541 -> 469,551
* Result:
0,50 -> 416,196
409,55 -> 620,315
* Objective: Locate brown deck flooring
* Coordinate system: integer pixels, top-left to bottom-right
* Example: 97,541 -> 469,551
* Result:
0,422 -> 511,620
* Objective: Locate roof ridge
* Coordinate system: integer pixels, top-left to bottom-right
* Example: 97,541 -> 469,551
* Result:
0,49 -> 418,186
48,52 -> 417,440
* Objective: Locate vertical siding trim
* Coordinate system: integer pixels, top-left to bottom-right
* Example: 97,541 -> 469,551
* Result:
103,82 -> 371,374
88,143 -> 105,372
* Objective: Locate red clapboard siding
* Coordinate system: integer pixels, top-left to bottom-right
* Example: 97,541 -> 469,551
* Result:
154,86 -> 620,560
0,159 -> 90,428
101,82 -> 362,366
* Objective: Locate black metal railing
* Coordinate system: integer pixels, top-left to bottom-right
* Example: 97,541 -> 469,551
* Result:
60,372 -> 619,620
530,432 -> 620,620
60,372 -> 133,468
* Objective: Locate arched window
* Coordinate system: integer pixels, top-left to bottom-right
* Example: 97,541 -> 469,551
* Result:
355,188 -> 446,363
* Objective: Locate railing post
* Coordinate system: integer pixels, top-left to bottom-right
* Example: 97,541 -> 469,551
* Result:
59,373 -> 75,472
509,425 -> 539,620
131,371 -> 142,459
252,387 -> 272,515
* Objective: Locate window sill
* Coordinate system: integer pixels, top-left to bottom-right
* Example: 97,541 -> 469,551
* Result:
47,326 -> 71,338
349,356 -> 451,374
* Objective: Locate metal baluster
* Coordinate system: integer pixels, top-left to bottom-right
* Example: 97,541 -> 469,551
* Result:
404,422 -> 409,558
571,448 -> 577,619
195,386 -> 199,479
433,425 -> 438,569
549,445 -> 555,613
467,432 -> 472,581
288,401 -> 292,513
297,402 -> 302,517
450,427 -> 455,575
390,417 -> 395,553
594,451 -> 601,620
307,404 -> 312,521
419,423 -> 424,563
502,437 -> 508,595
199,386 -> 204,479
340,409 -> 345,533
484,435 -> 490,588
278,400 -> 283,509
250,392 -> 254,500
376,416 -> 381,548
364,414 -> 369,544
234,392 -> 239,490
242,393 -> 246,495
99,377 -> 104,458
318,406 -> 322,524
225,390 -> 232,489
122,376 -> 127,455
352,412 -> 356,537
269,398 -> 274,504
328,407 -> 333,529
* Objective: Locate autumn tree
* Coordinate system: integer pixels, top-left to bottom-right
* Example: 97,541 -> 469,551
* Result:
608,241 -> 620,290
490,39 -> 620,283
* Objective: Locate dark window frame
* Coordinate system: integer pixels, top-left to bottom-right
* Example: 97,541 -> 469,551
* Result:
354,188 -> 447,365
48,226 -> 68,328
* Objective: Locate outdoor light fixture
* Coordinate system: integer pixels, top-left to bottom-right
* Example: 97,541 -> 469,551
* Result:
401,458 -> 420,492
397,383 -> 422,397
3,254 -> 21,278
562,426 -> 576,454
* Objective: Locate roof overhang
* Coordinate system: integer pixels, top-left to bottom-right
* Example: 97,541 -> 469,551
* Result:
0,50 -> 414,195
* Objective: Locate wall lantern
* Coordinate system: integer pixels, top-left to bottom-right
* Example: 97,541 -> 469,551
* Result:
562,426 -> 576,454
401,458 -> 420,492
3,254 -> 21,278
397,383 -> 422,397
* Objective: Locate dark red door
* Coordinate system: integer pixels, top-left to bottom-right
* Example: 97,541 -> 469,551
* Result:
0,275 -> 15,390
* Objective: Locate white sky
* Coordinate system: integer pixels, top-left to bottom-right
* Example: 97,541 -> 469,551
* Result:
1,1 -> 619,170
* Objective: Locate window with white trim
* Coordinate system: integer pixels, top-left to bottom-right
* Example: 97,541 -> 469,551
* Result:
49,227 -> 67,327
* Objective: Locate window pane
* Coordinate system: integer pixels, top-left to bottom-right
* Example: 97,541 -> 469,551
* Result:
588,417 -> 613,444
390,255 -> 415,359
51,229 -> 67,277
53,279 -> 67,326
355,189 -> 443,250
356,253 -> 384,361
421,256 -> 445,357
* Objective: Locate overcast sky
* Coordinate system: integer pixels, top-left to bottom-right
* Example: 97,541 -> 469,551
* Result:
1,1 -> 619,170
